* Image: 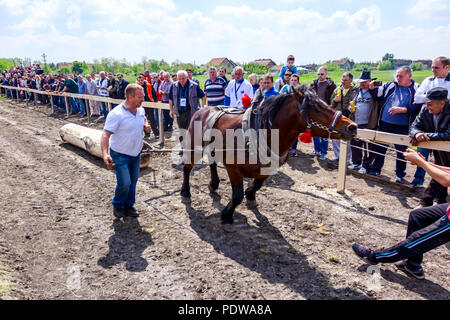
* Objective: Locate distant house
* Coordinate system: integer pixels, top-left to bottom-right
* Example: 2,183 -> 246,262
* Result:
300,64 -> 318,71
57,62 -> 73,68
206,57 -> 237,71
251,59 -> 277,69
331,59 -> 353,70
394,60 -> 412,69
269,65 -> 282,75
414,59 -> 432,69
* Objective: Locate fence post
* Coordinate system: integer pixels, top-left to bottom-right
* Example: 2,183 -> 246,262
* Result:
64,95 -> 70,117
49,92 -> 54,114
86,99 -> 91,124
16,88 -> 20,103
337,140 -> 349,194
158,108 -> 165,145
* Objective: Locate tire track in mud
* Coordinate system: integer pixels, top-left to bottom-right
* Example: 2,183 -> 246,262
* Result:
1,100 -> 449,300
0,103 -> 192,299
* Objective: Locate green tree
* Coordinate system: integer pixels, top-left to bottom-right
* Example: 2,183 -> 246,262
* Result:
324,62 -> 340,72
242,62 -> 269,75
378,60 -> 394,70
59,66 -> 71,74
382,53 -> 394,62
0,58 -> 14,71
72,61 -> 89,75
410,62 -> 423,71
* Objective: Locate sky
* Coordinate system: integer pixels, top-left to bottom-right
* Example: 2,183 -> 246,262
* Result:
0,0 -> 449,66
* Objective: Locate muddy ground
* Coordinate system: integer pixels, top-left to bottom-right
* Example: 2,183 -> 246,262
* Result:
0,97 -> 448,300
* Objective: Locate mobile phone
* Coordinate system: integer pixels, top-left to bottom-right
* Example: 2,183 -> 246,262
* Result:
373,81 -> 382,87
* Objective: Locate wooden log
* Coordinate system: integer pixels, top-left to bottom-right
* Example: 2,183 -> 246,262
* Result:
59,123 -> 150,168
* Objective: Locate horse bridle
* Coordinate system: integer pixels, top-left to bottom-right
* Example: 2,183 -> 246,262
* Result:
296,99 -> 342,138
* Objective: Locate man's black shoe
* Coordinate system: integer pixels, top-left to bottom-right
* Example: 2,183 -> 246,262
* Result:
394,260 -> 425,280
113,206 -> 126,219
352,243 -> 378,265
125,207 -> 139,217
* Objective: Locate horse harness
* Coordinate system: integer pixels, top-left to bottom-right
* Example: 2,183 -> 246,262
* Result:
296,99 -> 342,140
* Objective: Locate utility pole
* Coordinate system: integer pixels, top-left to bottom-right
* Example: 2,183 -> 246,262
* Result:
42,53 -> 48,73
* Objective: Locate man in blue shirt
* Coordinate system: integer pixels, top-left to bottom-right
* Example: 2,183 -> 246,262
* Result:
278,55 -> 298,80
254,73 -> 280,101
368,66 -> 421,182
76,75 -> 87,116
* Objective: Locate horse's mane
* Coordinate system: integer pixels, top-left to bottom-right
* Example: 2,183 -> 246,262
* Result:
257,84 -> 324,128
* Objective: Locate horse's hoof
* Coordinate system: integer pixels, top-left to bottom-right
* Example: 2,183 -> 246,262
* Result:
246,199 -> 257,208
181,196 -> 191,204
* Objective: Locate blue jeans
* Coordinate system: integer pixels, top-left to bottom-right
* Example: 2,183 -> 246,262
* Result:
76,98 -> 86,114
370,121 -> 409,178
412,148 -> 430,184
100,102 -> 109,117
68,97 -> 79,113
313,137 -> 328,155
110,149 -> 141,209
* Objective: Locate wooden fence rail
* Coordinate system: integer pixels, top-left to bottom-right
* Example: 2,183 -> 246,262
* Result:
337,129 -> 450,193
2,84 -> 449,194
0,84 -> 171,145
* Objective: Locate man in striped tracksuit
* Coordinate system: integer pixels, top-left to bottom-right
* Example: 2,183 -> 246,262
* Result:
352,147 -> 450,280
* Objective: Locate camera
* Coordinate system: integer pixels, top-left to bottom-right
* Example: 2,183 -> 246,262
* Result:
373,80 -> 382,87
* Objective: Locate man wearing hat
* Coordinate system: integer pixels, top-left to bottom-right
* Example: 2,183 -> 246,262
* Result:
410,87 -> 450,207
410,57 -> 450,188
347,69 -> 379,173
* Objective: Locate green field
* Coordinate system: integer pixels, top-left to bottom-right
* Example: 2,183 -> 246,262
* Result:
126,69 -> 433,91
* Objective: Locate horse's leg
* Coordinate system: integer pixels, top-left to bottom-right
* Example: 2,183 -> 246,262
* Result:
244,178 -> 266,208
181,163 -> 194,203
208,162 -> 220,193
221,168 -> 244,224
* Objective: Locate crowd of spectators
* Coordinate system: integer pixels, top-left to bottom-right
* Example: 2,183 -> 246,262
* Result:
1,56 -> 449,194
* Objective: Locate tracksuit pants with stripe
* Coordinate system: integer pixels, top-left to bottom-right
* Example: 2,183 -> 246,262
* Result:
373,203 -> 450,269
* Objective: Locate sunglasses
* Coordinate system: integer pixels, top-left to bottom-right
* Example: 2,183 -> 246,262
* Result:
285,74 -> 292,77
317,73 -> 325,76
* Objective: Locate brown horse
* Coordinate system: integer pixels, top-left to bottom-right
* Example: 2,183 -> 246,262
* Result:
180,85 -> 357,224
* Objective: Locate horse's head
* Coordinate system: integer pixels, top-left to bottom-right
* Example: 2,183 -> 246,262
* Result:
292,85 -> 357,140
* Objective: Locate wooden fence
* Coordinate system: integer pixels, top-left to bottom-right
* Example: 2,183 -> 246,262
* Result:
2,84 -> 449,194
337,129 -> 450,193
0,84 -> 171,144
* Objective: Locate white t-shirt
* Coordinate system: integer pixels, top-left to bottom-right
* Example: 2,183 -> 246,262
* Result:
104,104 -> 145,157
225,79 -> 254,108
414,75 -> 450,104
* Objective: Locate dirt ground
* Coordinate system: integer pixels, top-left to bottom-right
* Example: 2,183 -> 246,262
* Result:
0,97 -> 448,300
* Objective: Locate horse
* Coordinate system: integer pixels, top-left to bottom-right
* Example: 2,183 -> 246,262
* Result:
180,85 -> 357,224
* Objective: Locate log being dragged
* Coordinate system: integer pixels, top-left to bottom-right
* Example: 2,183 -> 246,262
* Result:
59,123 -> 151,168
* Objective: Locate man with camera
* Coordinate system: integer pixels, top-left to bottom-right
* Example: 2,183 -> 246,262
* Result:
367,66 -> 421,182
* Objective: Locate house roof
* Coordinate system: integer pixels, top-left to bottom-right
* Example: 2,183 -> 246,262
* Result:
270,65 -> 282,71
332,59 -> 351,66
207,57 -> 231,66
252,59 -> 276,66
394,60 -> 412,66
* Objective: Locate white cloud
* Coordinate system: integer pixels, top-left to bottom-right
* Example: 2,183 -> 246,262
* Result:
408,0 -> 450,18
0,2 -> 448,65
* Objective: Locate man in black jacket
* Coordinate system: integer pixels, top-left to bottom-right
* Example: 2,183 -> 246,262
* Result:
410,87 -> 450,206
310,66 -> 337,160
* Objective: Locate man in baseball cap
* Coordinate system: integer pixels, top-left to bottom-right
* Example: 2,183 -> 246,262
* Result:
410,87 -> 450,207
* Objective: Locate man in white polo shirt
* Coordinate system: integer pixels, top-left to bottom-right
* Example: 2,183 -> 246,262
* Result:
101,83 -> 151,219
